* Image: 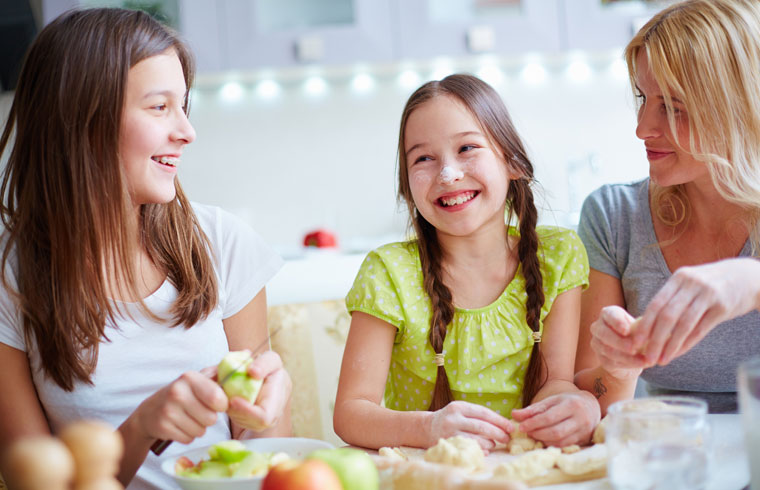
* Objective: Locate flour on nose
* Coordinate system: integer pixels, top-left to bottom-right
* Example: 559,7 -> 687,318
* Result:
440,166 -> 463,183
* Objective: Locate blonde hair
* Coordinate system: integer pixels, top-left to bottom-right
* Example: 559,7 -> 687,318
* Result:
625,0 -> 760,249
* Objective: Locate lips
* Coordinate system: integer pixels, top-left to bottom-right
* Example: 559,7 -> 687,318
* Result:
645,148 -> 673,160
151,156 -> 179,167
438,190 -> 479,207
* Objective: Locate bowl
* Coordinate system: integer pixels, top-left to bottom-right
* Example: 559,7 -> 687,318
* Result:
161,437 -> 334,490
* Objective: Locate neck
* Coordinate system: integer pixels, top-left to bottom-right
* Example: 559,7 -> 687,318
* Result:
681,179 -> 748,235
436,222 -> 510,270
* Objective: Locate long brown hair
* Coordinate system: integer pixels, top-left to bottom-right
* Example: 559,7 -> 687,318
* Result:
397,74 -> 546,410
0,8 -> 218,391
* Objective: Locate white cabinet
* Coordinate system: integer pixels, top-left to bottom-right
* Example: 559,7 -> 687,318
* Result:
562,0 -> 675,51
393,0 -> 563,58
220,0 -> 394,70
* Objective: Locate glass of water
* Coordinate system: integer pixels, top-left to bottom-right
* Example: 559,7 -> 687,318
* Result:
739,357 -> 760,490
606,396 -> 711,490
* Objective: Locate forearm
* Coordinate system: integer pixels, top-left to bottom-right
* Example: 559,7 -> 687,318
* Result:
116,414 -> 155,486
334,398 -> 434,449
575,366 -> 636,416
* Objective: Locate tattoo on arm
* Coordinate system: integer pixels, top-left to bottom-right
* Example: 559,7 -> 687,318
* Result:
593,377 -> 608,399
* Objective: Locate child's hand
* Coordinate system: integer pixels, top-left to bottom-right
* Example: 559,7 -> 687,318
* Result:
227,351 -> 292,432
428,401 -> 514,451
132,370 -> 229,444
511,392 -> 600,447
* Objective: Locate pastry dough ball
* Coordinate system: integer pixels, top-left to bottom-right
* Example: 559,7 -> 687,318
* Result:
424,436 -> 484,471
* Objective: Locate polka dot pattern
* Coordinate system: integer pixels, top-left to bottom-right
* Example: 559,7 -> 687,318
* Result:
346,226 -> 589,417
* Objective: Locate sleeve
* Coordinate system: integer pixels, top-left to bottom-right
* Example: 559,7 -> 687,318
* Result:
345,250 -> 406,336
0,260 -> 25,351
577,187 -> 621,278
0,289 -> 24,351
547,228 -> 590,294
211,207 -> 284,319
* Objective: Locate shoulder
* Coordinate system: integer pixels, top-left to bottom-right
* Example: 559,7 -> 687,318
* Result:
582,178 -> 648,219
190,202 -> 247,236
536,226 -> 584,254
364,241 -> 419,270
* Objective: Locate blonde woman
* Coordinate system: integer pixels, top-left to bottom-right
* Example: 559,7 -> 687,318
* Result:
575,0 -> 760,414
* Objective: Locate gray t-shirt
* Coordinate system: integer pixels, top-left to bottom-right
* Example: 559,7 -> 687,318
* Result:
578,178 -> 760,413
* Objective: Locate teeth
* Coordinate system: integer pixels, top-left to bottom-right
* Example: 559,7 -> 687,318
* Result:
441,192 -> 475,207
153,156 -> 179,166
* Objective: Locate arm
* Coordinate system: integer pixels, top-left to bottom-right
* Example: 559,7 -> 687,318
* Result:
511,287 -> 600,446
223,287 -> 292,439
632,258 -> 760,365
333,312 -> 512,450
0,343 -> 51,475
574,269 -> 640,415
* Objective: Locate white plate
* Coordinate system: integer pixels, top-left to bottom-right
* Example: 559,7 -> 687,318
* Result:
160,437 -> 335,490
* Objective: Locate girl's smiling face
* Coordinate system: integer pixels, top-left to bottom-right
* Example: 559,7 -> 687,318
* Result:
404,95 -> 514,239
634,51 -> 709,188
119,49 -> 196,207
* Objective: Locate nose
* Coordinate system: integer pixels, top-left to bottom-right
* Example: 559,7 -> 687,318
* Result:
635,102 -> 662,141
437,160 -> 464,185
171,110 -> 196,145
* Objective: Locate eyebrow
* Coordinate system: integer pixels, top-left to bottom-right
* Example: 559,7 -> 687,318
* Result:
142,89 -> 185,99
405,131 -> 483,157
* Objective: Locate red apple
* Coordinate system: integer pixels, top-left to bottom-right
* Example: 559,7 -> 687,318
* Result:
261,459 -> 342,490
303,229 -> 338,248
174,456 -> 195,475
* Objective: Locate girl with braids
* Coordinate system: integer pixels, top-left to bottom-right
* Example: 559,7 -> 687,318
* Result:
334,74 -> 600,451
0,8 -> 290,489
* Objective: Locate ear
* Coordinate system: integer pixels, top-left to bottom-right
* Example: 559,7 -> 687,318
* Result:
505,158 -> 525,181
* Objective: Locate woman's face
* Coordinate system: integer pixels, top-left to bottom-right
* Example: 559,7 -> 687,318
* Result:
404,95 -> 514,239
119,49 -> 195,206
634,51 -> 710,187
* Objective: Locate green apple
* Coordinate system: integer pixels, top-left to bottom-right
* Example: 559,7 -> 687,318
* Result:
307,448 -> 379,490
218,350 -> 263,404
208,440 -> 250,464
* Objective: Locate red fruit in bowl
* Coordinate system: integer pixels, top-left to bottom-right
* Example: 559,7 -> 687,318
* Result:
261,459 -> 342,490
174,456 -> 195,474
303,229 -> 337,248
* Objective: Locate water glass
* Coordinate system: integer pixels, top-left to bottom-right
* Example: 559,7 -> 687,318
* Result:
739,357 -> 760,490
606,396 -> 711,490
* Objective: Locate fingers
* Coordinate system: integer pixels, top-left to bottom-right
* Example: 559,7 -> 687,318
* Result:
185,371 -> 229,412
247,350 -> 284,380
228,366 -> 292,432
451,401 -> 515,435
512,394 -> 599,446
600,306 -> 636,337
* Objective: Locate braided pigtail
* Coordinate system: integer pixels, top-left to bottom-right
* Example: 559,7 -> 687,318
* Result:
508,178 -> 546,405
417,217 -> 457,411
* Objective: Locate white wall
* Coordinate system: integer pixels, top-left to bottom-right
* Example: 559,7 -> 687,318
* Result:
0,51 -> 650,260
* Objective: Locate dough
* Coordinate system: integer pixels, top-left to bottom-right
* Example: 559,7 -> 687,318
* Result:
379,446 -> 408,461
424,436 -> 485,471
506,430 -> 543,455
493,447 -> 561,480
555,444 -> 607,475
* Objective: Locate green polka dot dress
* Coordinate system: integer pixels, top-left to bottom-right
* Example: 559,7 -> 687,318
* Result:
345,226 -> 589,417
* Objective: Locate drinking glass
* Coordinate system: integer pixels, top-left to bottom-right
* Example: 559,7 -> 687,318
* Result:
606,396 -> 711,490
739,357 -> 760,490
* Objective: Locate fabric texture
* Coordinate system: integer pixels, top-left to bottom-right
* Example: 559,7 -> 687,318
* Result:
578,179 -> 760,413
0,203 -> 283,489
346,226 -> 588,417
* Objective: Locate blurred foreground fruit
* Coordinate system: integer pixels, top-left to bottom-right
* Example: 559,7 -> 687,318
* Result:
308,448 -> 379,490
261,458 -> 342,490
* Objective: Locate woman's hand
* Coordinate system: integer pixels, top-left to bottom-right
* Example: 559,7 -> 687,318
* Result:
427,401 -> 514,451
633,258 -> 760,366
228,350 -> 292,434
589,306 -> 648,379
511,391 -> 600,447
132,370 -> 229,445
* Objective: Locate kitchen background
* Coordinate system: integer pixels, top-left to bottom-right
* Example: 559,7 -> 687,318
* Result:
0,0 -> 670,304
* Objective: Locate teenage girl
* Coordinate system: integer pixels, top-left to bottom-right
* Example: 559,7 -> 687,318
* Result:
0,9 -> 291,489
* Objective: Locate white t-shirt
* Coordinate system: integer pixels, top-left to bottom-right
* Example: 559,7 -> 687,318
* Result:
0,203 -> 284,489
